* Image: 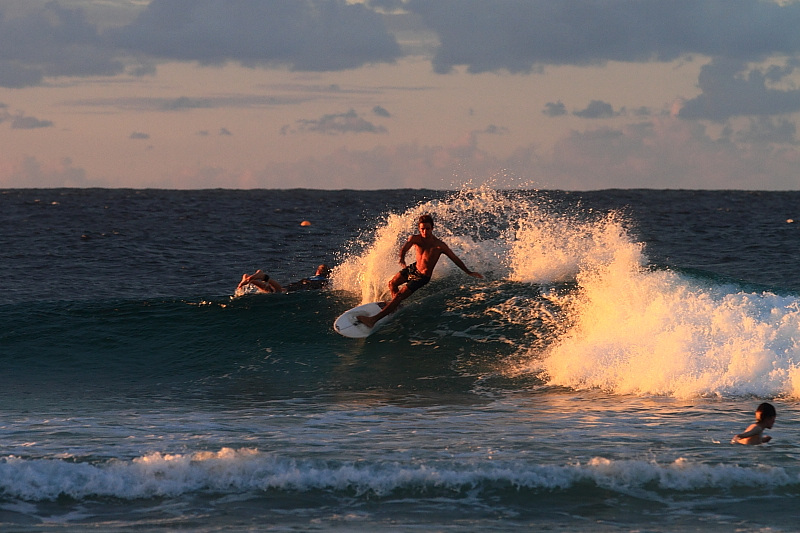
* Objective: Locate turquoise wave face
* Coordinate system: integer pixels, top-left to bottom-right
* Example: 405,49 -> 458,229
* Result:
0,282 -> 555,404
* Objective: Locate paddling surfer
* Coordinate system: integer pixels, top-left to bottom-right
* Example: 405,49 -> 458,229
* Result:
237,269 -> 283,293
285,264 -> 331,292
356,214 -> 483,328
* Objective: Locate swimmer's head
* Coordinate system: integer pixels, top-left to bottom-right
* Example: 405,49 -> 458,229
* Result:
418,214 -> 434,228
756,402 -> 776,427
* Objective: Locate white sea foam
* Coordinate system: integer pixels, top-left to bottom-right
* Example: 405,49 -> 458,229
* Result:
1,449 -> 796,502
532,241 -> 800,398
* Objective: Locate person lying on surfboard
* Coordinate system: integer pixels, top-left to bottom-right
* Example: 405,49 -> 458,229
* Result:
237,269 -> 284,293
356,214 -> 483,328
285,264 -> 331,292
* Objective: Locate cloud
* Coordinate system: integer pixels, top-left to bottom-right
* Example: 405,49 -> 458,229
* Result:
0,61 -> 44,89
178,117 -> 799,190
0,2 -> 123,88
160,96 -> 214,111
0,156 -> 94,187
274,118 -> 800,190
197,128 -> 233,137
524,117 -> 800,189
729,117 -> 798,145
284,109 -> 388,135
481,125 -> 508,135
6,0 -> 800,103
23,114 -> 798,189
11,115 -> 53,129
248,135 -> 505,189
404,0 -> 800,74
678,58 -> 800,121
64,94 -> 311,112
543,101 -> 567,117
109,0 -> 402,71
0,1 -> 402,87
373,105 -> 391,117
130,132 -> 150,139
574,100 -> 616,119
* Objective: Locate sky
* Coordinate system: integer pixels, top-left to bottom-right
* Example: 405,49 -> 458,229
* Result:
3,0 -> 800,190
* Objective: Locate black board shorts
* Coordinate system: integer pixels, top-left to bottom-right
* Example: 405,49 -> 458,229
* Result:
402,263 -> 431,292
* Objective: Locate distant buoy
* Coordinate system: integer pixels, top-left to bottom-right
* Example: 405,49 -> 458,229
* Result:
787,219 -> 795,224
300,220 -> 312,226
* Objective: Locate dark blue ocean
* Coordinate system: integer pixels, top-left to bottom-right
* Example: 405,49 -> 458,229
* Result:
2,188 -> 800,532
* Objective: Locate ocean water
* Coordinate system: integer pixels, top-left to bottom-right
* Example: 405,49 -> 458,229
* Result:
1,187 -> 800,532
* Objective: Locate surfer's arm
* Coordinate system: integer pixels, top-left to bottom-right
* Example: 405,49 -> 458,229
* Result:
443,244 -> 483,278
398,237 -> 415,266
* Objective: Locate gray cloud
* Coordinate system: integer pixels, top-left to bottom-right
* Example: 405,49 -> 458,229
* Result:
543,102 -> 567,117
482,125 -> 508,135
0,2 -> 123,88
109,0 -> 402,71
4,0 -> 800,85
574,100 -> 616,119
130,132 -> 150,139
5,0 -> 800,127
161,97 -> 214,111
11,115 -> 53,129
679,58 -> 800,121
284,109 -> 388,135
404,0 -> 800,74
373,105 -> 391,117
65,94 -> 307,112
0,1 -> 401,87
729,117 -> 798,145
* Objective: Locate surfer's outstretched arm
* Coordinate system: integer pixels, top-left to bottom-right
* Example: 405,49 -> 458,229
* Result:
442,244 -> 483,279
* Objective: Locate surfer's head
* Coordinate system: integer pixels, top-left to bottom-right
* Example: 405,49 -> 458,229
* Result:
418,214 -> 434,237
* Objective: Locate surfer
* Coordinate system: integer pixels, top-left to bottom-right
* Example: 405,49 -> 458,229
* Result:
731,402 -> 776,445
285,264 -> 331,292
237,269 -> 284,293
356,214 -> 483,328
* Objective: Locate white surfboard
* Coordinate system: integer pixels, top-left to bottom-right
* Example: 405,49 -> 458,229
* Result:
333,301 -> 392,338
